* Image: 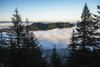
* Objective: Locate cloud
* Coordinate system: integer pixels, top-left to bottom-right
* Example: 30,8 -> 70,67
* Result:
33,27 -> 76,49
0,22 -> 76,49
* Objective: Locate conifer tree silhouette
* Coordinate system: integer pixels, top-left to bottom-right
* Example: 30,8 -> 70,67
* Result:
51,45 -> 61,67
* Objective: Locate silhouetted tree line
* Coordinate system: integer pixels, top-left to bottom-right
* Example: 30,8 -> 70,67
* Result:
0,3 -> 100,67
0,9 -> 47,67
64,3 -> 100,67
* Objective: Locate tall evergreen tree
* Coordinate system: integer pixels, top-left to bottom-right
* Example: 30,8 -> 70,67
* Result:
50,45 -> 61,67
92,5 -> 100,67
77,3 -> 93,51
69,29 -> 77,54
5,9 -> 47,67
66,3 -> 100,67
64,29 -> 78,67
75,3 -> 100,51
6,8 -> 24,67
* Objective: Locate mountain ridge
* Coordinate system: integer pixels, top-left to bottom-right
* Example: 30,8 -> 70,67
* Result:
28,22 -> 74,31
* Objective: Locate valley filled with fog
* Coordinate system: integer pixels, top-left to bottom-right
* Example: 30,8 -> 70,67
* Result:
33,27 -> 76,49
0,22 -> 76,49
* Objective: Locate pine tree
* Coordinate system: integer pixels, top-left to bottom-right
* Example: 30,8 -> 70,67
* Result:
64,29 -> 78,67
77,3 -> 93,51
75,3 -> 100,52
6,8 -> 24,67
92,5 -> 100,67
6,9 -> 47,67
69,29 -> 77,54
93,5 -> 100,48
66,3 -> 100,67
50,45 -> 61,67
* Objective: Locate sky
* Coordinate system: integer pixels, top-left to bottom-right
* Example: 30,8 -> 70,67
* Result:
0,0 -> 100,22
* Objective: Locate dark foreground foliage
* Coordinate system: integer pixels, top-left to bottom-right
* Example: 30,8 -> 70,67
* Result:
0,3 -> 100,67
65,3 -> 100,67
0,9 -> 47,67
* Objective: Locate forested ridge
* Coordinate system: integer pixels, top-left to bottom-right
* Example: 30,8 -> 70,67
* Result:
28,22 -> 74,31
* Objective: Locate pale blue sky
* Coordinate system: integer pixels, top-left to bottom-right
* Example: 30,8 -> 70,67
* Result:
0,0 -> 100,22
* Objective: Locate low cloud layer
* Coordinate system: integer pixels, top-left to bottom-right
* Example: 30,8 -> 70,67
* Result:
33,27 -> 76,49
0,23 -> 76,49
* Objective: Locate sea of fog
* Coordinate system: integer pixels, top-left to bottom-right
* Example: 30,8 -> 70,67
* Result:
33,27 -> 76,49
0,22 -> 76,49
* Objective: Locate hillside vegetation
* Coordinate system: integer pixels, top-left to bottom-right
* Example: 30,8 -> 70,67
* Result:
28,22 -> 74,31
